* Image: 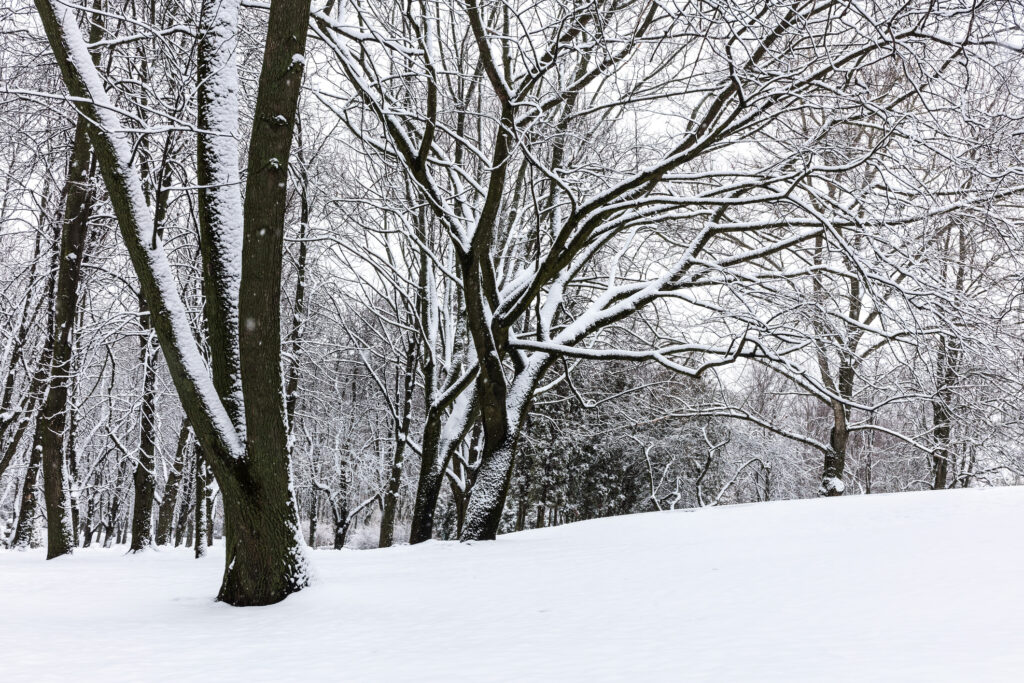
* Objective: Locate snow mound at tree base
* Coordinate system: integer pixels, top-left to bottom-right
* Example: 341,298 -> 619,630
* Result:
3,487 -> 1023,681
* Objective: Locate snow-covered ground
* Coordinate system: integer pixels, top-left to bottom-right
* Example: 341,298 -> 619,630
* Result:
3,487 -> 1023,681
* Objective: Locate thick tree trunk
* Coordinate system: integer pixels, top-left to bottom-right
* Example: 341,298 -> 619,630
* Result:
332,517 -> 347,550
215,0 -> 313,606
461,441 -> 515,541
217,480 -> 307,605
156,420 -> 189,545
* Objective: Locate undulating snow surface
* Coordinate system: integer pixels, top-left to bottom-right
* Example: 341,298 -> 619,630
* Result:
3,487 -> 1023,681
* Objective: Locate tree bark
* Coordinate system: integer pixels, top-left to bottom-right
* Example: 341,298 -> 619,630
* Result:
156,420 -> 189,545
129,324 -> 159,551
173,456 -> 192,547
819,398 -> 849,497
38,0 -> 105,561
36,0 -> 313,605
195,459 -> 208,558
461,441 -> 515,541
11,444 -> 43,549
409,384 -> 476,544
206,489 -> 215,546
379,338 -> 417,548
306,493 -> 317,548
11,219 -> 59,550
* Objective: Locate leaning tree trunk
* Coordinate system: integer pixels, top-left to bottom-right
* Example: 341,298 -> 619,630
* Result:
38,90 -> 97,561
409,429 -> 447,544
409,454 -> 446,544
458,368 -> 544,542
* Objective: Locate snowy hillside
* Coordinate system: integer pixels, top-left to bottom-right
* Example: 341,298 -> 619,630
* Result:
3,488 -> 1023,682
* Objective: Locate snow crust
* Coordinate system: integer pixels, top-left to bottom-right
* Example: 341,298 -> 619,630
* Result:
3,487 -> 1024,681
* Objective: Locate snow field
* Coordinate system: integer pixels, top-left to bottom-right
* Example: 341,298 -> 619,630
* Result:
2,487 -> 1023,681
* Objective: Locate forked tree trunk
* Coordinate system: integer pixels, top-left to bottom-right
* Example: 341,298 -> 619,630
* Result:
409,385 -> 476,544
35,0 -> 313,605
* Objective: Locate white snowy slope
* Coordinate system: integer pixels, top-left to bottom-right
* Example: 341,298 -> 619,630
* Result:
3,487 -> 1024,682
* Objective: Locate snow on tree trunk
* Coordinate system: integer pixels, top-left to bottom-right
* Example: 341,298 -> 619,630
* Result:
129,325 -> 159,552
